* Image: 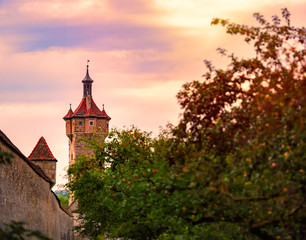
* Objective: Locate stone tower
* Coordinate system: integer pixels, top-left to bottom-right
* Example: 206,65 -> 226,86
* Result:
28,137 -> 57,187
63,64 -> 111,167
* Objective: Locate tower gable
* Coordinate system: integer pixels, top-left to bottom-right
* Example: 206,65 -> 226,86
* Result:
28,137 -> 57,187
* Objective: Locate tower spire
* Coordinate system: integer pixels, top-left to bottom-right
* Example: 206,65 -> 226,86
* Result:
82,60 -> 93,97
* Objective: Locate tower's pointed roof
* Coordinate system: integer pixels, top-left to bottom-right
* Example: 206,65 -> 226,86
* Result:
63,62 -> 111,120
68,97 -> 111,120
82,65 -> 93,83
101,104 -> 111,119
28,137 -> 57,161
63,104 -> 74,119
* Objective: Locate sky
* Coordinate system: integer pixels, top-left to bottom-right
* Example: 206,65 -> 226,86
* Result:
0,0 -> 305,189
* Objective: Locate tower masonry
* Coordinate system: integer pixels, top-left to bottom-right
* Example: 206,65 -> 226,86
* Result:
63,65 -> 111,167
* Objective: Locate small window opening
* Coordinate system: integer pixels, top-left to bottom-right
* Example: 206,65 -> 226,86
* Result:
79,122 -> 82,126
90,121 -> 94,126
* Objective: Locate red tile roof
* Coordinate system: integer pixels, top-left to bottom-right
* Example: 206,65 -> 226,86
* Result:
28,137 -> 57,161
101,109 -> 111,119
72,97 -> 87,117
84,107 -> 95,117
63,108 -> 74,119
64,97 -> 111,120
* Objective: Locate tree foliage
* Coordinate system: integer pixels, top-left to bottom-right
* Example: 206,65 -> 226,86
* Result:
0,221 -> 51,240
68,8 -> 305,240
68,127 -> 181,239
57,194 -> 69,210
0,149 -> 13,165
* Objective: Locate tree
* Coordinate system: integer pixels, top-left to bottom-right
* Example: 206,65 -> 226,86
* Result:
0,221 -> 51,240
68,127 -> 183,239
67,8 -> 306,240
55,190 -> 69,209
174,7 -> 306,240
0,149 -> 13,165
57,194 -> 69,210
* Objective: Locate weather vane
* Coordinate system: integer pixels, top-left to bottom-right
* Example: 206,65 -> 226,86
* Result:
87,59 -> 90,68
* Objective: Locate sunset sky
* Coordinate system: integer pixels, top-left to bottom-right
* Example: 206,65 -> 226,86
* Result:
0,0 -> 305,188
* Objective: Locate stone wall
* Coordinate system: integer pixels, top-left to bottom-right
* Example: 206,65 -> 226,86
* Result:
30,159 -> 57,185
0,131 -> 72,240
68,133 -> 92,165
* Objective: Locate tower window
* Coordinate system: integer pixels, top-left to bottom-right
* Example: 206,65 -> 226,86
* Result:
79,122 -> 82,126
90,121 -> 94,126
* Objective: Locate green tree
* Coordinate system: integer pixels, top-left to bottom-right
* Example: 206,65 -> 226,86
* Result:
0,221 -> 51,240
0,149 -> 13,165
67,8 -> 306,240
68,127 -> 180,239
57,194 -> 69,210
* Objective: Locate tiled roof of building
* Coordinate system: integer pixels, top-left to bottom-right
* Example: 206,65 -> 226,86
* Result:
65,97 -> 111,120
28,137 -> 57,161
101,109 -> 111,119
84,107 -> 96,117
63,65 -> 111,120
63,108 -> 74,120
71,97 -> 87,117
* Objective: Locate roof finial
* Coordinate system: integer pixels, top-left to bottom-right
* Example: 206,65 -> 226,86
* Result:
82,60 -> 93,96
103,104 -> 105,110
70,103 -> 72,109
